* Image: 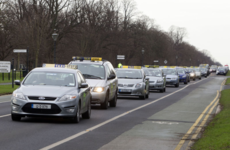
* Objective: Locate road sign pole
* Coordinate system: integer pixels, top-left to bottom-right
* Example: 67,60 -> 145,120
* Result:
27,48 -> 29,74
12,58 -> 14,88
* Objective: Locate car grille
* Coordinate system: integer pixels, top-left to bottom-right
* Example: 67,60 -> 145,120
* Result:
118,84 -> 134,87
149,81 -> 155,83
119,92 -> 132,94
28,96 -> 56,101
22,103 -> 61,114
166,78 -> 171,80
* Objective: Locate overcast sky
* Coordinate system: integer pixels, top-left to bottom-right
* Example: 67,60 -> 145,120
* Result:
135,0 -> 230,65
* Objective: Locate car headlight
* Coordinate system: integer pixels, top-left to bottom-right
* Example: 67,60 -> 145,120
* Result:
190,73 -> 194,76
93,87 -> 104,93
135,83 -> 142,88
157,79 -> 163,83
58,95 -> 77,102
13,92 -> 26,100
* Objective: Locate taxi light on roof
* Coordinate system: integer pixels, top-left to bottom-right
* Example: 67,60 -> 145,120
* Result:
144,65 -> 159,68
72,56 -> 102,61
122,66 -> 142,69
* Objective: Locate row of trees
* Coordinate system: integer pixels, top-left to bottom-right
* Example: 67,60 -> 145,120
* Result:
0,0 -> 221,69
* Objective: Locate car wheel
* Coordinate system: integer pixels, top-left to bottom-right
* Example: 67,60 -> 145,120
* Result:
139,93 -> 146,100
146,90 -> 149,99
82,102 -> 91,119
164,88 -> 166,92
184,80 -> 188,84
11,114 -> 21,121
193,78 -> 195,81
109,93 -> 117,107
72,104 -> 80,123
199,77 -> 201,80
160,89 -> 164,92
101,93 -> 109,109
175,83 -> 179,87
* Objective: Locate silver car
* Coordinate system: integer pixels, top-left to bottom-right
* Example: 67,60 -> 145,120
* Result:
69,58 -> 118,109
116,68 -> 150,99
161,68 -> 180,87
143,68 -> 166,92
11,67 -> 91,123
194,68 -> 201,79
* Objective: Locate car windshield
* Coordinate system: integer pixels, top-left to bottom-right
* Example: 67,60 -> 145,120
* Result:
116,70 -> 142,79
72,63 -> 105,79
144,69 -> 162,77
211,66 -> 217,69
218,68 -> 225,71
162,69 -> 177,75
177,69 -> 185,74
24,72 -> 76,87
188,69 -> 194,72
194,69 -> 200,71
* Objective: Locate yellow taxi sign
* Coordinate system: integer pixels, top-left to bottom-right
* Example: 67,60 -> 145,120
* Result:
170,66 -> 176,68
42,64 -> 77,69
144,65 -> 159,68
122,66 -> 142,69
72,56 -> 102,61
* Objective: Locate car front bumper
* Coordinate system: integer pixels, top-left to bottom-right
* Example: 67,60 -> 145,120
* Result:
91,91 -> 107,104
166,80 -> 178,85
179,76 -> 187,82
149,82 -> 164,90
11,97 -> 79,117
117,86 -> 145,97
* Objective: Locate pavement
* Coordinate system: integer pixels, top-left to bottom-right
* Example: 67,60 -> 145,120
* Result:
0,73 -> 226,150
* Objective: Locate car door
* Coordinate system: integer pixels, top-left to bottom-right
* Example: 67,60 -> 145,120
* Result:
105,64 -> 113,100
108,63 -> 117,99
78,71 -> 90,111
76,72 -> 88,112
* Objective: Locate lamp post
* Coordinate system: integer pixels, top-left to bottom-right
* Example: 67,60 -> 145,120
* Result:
176,56 -> 178,66
190,58 -> 192,66
141,49 -> 145,66
52,29 -> 59,64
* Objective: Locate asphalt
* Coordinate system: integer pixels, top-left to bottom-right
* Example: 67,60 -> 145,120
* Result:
0,73 -> 226,150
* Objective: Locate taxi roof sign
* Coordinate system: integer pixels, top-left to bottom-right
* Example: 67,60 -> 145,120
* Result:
122,66 -> 142,69
144,65 -> 159,68
72,56 -> 102,61
43,64 -> 78,69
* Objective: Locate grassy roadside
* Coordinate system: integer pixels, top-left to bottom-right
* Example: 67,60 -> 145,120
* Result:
226,71 -> 230,76
191,89 -> 230,150
225,78 -> 230,85
0,84 -> 19,95
0,72 -> 24,83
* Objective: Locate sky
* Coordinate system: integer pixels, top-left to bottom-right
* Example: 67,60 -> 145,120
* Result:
135,0 -> 230,65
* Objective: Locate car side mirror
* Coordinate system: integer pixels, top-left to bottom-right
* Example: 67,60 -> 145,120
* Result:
145,78 -> 149,80
108,74 -> 116,80
80,83 -> 88,88
15,80 -> 20,86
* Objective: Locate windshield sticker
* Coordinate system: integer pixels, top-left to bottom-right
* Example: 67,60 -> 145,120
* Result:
47,73 -> 57,76
69,83 -> 74,86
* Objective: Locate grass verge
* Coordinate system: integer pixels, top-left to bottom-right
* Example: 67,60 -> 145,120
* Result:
0,84 -> 19,95
191,89 -> 230,150
225,78 -> 230,85
0,72 -> 24,83
226,71 -> 230,76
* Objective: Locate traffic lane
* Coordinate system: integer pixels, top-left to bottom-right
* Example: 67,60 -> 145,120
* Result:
0,102 -> 11,116
51,77 -> 211,150
99,76 -> 223,150
0,95 -> 11,103
0,81 -> 191,150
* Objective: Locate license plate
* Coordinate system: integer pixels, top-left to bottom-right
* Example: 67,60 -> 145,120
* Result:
31,104 -> 51,109
119,89 -> 131,92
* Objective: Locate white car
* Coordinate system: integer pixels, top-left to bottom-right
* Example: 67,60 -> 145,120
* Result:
194,68 -> 201,80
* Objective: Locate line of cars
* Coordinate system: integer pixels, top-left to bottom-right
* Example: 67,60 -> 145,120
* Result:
10,57 -> 223,123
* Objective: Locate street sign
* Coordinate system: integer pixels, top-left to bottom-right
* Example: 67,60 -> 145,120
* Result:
154,60 -> 159,63
117,55 -> 125,60
13,49 -> 27,53
164,60 -> 167,64
0,61 -> 11,73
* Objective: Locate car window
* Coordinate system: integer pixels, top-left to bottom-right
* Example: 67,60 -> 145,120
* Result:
78,72 -> 86,83
108,63 -> 116,76
72,63 -> 105,79
105,64 -> 111,77
24,72 -> 76,87
162,69 -> 177,75
144,69 -> 162,77
116,70 -> 142,79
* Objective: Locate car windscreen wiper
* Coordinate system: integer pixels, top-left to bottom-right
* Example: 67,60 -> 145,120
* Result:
82,74 -> 102,79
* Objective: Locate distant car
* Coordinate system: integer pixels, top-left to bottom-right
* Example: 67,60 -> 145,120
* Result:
176,68 -> 189,84
194,68 -> 202,80
200,68 -> 208,77
210,65 -> 218,72
116,68 -> 150,99
143,68 -> 166,92
186,68 -> 196,81
161,68 -> 180,87
11,66 -> 91,123
69,57 -> 118,109
216,67 -> 227,75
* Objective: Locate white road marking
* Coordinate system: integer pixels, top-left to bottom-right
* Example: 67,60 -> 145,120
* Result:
152,121 -> 179,125
0,114 -> 11,118
40,78 -> 207,150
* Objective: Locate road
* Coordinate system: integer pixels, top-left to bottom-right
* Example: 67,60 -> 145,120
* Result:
0,73 -> 226,150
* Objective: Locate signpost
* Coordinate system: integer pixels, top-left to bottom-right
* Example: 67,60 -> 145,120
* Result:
164,60 -> 168,64
13,48 -> 29,77
0,61 -> 11,73
117,55 -> 125,60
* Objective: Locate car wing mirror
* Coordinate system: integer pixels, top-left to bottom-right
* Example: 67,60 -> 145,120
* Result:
80,83 -> 88,88
108,74 -> 116,80
14,80 -> 21,86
